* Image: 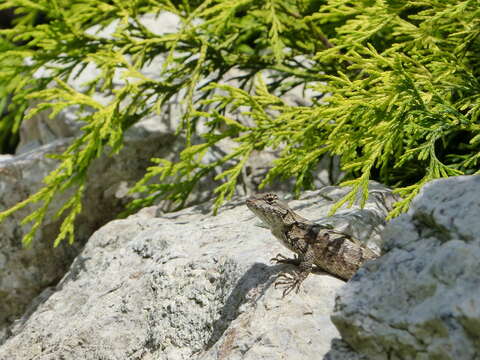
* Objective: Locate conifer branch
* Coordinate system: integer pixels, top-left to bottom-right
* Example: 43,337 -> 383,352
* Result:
0,0 -> 478,246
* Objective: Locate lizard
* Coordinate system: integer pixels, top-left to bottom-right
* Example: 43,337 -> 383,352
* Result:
246,192 -> 379,296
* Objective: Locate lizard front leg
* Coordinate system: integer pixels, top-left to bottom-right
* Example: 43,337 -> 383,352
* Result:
273,254 -> 313,297
270,253 -> 301,266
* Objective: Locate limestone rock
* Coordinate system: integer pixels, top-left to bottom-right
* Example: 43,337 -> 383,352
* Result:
0,186 -> 394,359
328,175 -> 480,360
0,127 -> 177,340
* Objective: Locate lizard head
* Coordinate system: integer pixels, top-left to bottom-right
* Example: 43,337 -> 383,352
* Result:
246,193 -> 292,229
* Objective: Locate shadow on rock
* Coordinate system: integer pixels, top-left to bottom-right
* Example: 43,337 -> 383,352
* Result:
205,261 -> 286,350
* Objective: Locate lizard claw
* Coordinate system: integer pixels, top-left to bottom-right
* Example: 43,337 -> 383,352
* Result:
270,253 -> 300,266
270,253 -> 288,263
274,271 -> 307,297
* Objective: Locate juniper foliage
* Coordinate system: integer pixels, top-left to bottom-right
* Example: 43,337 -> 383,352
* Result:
0,37 -> 24,153
0,0 -> 478,246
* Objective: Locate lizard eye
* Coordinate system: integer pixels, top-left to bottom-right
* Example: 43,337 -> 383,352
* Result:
264,193 -> 278,204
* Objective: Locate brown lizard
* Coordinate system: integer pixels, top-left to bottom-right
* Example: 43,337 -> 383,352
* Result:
246,193 -> 379,296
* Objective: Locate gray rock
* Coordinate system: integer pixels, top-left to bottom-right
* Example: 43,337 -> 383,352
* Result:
0,140 -> 80,342
0,127 -> 177,339
0,186 -> 394,359
15,101 -> 82,155
324,339 -> 367,360
328,175 -> 480,360
0,155 -> 13,162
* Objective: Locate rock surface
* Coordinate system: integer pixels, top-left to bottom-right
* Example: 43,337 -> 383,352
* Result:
0,126 -> 177,340
0,186 -> 394,359
327,175 -> 480,360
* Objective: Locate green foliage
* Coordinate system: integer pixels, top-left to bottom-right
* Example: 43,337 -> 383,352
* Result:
0,37 -> 24,153
0,0 -> 479,246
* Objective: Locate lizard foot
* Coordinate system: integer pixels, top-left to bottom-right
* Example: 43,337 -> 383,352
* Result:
270,253 -> 301,266
274,271 -> 308,297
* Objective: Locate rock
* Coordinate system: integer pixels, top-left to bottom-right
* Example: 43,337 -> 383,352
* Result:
0,126 -> 177,340
0,140 -> 79,342
0,155 -> 13,162
328,175 -> 480,360
15,101 -> 82,155
0,186 -> 394,359
324,339 -> 367,360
